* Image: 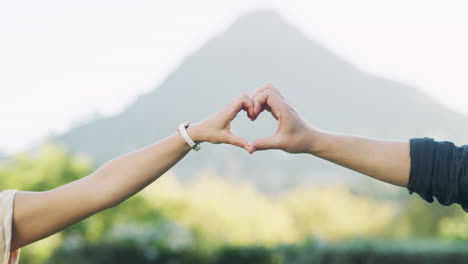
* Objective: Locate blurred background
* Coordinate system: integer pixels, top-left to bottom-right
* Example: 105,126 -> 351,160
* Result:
2,1 -> 468,263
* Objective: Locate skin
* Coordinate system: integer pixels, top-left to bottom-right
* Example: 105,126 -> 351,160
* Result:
10,85 -> 410,252
307,134 -> 410,187
11,93 -> 255,250
248,84 -> 411,187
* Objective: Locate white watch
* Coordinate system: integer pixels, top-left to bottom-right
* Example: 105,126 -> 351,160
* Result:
178,122 -> 201,151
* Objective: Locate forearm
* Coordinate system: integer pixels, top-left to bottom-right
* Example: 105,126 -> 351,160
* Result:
305,129 -> 468,211
250,85 -> 468,211
248,85 -> 410,187
309,130 -> 411,187
12,128 -> 199,250
89,131 -> 193,208
11,91 -> 252,250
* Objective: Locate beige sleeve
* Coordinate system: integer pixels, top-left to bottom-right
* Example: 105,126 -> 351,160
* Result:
0,190 -> 20,264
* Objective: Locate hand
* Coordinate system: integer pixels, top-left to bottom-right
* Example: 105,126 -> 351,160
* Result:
188,93 -> 254,151
248,84 -> 317,154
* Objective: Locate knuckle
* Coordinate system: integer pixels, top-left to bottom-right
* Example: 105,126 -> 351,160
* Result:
265,83 -> 275,90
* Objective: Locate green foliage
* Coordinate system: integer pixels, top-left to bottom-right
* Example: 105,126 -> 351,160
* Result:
0,143 -> 92,191
0,145 -> 194,262
47,242 -> 207,264
2,144 -> 468,263
42,240 -> 468,264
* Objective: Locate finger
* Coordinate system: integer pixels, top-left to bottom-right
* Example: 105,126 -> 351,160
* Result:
225,134 -> 250,151
253,91 -> 281,120
240,99 -> 254,120
248,136 -> 279,154
253,92 -> 268,117
240,93 -> 255,119
253,83 -> 273,97
229,96 -> 254,121
253,83 -> 284,99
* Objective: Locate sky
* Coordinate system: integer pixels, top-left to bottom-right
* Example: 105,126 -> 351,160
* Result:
1,0 -> 468,154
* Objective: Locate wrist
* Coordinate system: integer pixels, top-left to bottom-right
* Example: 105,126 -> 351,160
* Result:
306,128 -> 330,155
186,122 -> 206,144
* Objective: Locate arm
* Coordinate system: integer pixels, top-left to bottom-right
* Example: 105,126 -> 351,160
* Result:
250,84 -> 468,211
248,84 -> 410,187
11,93 -> 254,250
309,132 -> 410,187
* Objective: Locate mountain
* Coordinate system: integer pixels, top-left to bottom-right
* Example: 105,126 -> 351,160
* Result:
54,11 -> 468,191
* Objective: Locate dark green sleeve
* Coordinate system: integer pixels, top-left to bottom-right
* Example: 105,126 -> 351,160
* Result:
408,137 -> 468,212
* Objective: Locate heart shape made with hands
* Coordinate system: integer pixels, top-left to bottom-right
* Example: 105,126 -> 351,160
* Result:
249,91 -> 284,154
223,85 -> 293,154
228,99 -> 275,152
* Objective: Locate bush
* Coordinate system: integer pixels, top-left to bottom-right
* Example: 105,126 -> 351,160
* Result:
48,242 -> 210,264
40,239 -> 468,264
4,145 -> 468,263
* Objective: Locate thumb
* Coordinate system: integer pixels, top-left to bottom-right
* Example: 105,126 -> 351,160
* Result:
249,136 -> 279,154
225,134 -> 249,151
